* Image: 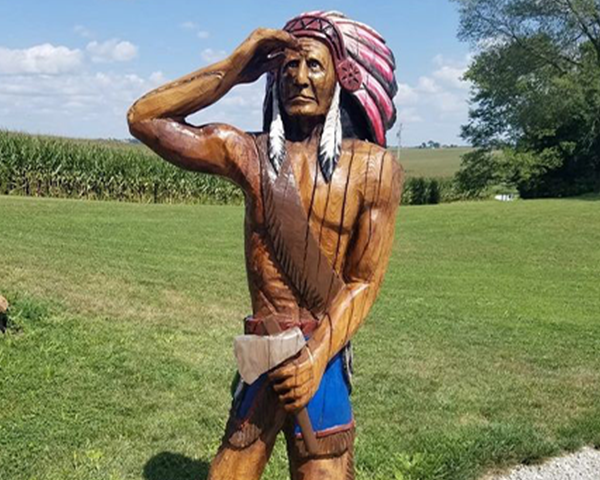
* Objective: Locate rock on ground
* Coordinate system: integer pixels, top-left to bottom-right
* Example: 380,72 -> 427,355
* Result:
0,295 -> 8,313
0,294 -> 8,332
484,448 -> 600,480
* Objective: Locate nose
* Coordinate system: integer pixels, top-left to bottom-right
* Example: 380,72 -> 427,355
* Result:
294,60 -> 309,89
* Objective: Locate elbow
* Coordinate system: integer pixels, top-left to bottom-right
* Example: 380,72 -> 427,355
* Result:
127,105 -> 151,143
128,122 -> 144,143
127,104 -> 141,134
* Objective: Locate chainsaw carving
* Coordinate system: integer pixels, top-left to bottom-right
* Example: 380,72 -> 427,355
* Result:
128,10 -> 402,480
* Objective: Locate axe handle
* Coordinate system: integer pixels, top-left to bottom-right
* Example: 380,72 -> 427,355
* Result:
264,317 -> 319,456
296,408 -> 319,455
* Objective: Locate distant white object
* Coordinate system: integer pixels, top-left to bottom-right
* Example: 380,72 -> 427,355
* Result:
495,194 -> 517,202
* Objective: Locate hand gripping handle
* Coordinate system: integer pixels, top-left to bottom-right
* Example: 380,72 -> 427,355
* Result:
264,317 -> 319,456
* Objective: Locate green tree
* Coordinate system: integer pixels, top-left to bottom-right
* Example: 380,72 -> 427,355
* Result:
454,0 -> 600,198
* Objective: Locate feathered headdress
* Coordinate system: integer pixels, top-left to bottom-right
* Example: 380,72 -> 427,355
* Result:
264,11 -> 398,182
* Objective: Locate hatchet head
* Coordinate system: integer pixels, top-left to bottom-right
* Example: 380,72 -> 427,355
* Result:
234,327 -> 306,385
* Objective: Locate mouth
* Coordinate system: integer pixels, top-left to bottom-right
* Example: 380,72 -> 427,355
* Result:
289,95 -> 316,103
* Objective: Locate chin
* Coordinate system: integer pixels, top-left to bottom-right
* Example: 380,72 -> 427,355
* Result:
285,106 -> 322,118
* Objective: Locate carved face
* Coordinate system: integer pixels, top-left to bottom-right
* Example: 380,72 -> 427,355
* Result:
279,37 -> 337,118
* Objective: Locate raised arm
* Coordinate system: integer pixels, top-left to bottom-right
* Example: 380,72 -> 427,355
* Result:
270,152 -> 404,412
127,29 -> 298,187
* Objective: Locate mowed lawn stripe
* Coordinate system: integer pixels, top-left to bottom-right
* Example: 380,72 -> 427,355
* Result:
390,147 -> 471,178
1,195 -> 599,480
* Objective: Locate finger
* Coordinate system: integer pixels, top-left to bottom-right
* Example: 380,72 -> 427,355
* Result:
269,366 -> 293,382
249,28 -> 299,53
267,29 -> 300,50
270,366 -> 308,385
272,375 -> 308,394
279,388 -> 298,403
272,365 -> 311,384
272,381 -> 290,394
283,398 -> 307,413
271,370 -> 312,393
280,385 -> 309,403
272,376 -> 308,396
270,355 -> 311,381
269,361 -> 300,381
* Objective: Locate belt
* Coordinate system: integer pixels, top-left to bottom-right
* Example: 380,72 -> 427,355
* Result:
244,314 -> 319,336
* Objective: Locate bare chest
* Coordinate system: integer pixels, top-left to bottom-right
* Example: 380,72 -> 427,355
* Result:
242,139 -> 377,314
283,145 -> 366,269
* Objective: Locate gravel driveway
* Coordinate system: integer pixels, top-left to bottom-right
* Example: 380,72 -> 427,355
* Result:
483,448 -> 600,480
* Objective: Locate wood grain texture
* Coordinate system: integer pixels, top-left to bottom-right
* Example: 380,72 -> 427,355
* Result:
128,26 -> 402,480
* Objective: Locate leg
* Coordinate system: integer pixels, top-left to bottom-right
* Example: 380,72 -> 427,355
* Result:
207,431 -> 279,480
284,423 -> 356,480
288,449 -> 354,480
209,384 -> 287,480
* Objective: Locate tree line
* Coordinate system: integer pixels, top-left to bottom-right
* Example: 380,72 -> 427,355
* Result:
453,0 -> 600,198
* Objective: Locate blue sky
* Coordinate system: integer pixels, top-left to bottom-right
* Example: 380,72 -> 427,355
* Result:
0,0 -> 473,146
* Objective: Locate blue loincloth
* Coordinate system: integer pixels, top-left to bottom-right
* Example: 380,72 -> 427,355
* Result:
233,350 -> 353,438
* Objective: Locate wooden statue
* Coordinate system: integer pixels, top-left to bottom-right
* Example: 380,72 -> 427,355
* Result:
128,10 -> 402,480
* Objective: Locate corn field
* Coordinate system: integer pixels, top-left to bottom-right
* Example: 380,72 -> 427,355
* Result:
0,130 -> 243,205
0,130 -> 460,206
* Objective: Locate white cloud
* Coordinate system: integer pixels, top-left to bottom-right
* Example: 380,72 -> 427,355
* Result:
430,54 -> 471,90
180,21 -> 197,30
149,71 -> 166,84
393,54 -> 473,145
0,60 -> 266,139
0,44 -> 83,75
416,76 -> 441,94
432,65 -> 470,91
396,83 -> 419,105
187,79 -> 266,131
86,39 -> 138,63
73,25 -> 94,39
398,107 -> 423,124
0,71 -> 161,106
0,69 -> 167,138
0,43 -> 472,146
219,83 -> 264,108
181,21 -> 210,39
435,92 -> 467,114
201,48 -> 227,63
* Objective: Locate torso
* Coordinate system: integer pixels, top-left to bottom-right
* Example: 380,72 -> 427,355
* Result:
241,133 -> 387,323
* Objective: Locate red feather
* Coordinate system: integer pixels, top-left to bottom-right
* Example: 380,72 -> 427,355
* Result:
354,89 -> 387,146
355,63 -> 395,126
337,22 -> 393,59
345,36 -> 395,85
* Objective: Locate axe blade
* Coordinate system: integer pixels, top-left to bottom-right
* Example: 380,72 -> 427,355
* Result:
233,327 -> 306,385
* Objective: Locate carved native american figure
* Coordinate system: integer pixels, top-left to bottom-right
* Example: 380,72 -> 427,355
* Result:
128,10 -> 402,480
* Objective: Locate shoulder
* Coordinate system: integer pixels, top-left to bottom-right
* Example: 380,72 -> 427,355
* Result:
208,123 -> 256,148
342,139 -> 403,208
342,139 -> 403,186
211,124 -> 261,171
202,124 -> 260,191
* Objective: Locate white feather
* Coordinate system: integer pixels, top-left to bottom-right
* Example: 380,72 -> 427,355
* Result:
268,83 -> 285,173
318,83 -> 342,181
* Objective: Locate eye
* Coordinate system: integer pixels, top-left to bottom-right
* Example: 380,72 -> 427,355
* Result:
308,59 -> 322,70
284,60 -> 300,71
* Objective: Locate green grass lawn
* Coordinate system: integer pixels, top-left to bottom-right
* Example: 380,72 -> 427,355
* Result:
388,147 -> 471,178
1,195 -> 599,480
